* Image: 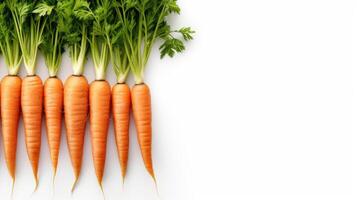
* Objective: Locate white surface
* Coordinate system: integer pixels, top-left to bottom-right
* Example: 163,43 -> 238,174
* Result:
0,0 -> 357,199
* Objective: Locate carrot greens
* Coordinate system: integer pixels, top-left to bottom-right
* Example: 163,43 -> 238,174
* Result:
0,2 -> 22,75
116,0 -> 194,84
7,0 -> 54,75
89,0 -> 112,80
40,0 -> 66,77
57,0 -> 92,76
103,2 -> 128,83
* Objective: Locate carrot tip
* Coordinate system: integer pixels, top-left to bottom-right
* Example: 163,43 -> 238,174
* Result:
52,167 -> 57,186
154,183 -> 160,199
71,177 -> 79,193
52,168 -> 57,197
151,174 -> 160,197
99,183 -> 105,200
120,167 -> 127,190
121,176 -> 125,191
10,177 -> 15,198
32,175 -> 39,193
150,172 -> 157,184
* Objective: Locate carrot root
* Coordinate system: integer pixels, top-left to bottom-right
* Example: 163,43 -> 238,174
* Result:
89,80 -> 111,187
112,83 -> 131,181
21,75 -> 43,188
131,84 -> 156,181
1,76 -> 21,185
44,77 -> 63,177
64,75 -> 89,192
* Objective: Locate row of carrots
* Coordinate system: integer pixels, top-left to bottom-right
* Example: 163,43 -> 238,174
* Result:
0,0 -> 193,194
11,67 -> 152,191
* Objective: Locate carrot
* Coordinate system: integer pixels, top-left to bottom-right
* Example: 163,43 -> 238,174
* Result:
112,83 -> 131,180
131,84 -> 155,180
21,75 -> 44,188
64,75 -> 89,191
58,0 -> 92,191
0,1 -> 23,191
1,76 -> 21,184
100,0 -> 132,182
39,1 -> 67,182
44,77 -> 63,178
88,1 -> 114,192
89,81 -> 111,188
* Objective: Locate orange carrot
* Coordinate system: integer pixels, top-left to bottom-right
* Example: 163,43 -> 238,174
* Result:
44,77 -> 63,178
64,75 -> 89,191
112,83 -> 131,180
131,83 -> 156,180
89,80 -> 111,188
59,2 -> 91,191
1,76 -> 21,183
21,75 -> 43,188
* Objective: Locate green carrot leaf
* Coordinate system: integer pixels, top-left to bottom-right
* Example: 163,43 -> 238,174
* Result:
178,27 -> 194,41
166,0 -> 180,14
33,2 -> 54,16
159,37 -> 184,58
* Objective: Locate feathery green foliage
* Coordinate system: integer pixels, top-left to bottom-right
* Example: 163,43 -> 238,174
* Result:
40,0 -> 66,77
89,0 -> 112,80
116,0 -> 194,84
2,0 -> 193,78
0,1 -> 22,75
57,0 -> 92,75
89,0 -> 129,82
7,0 -> 54,75
103,1 -> 129,83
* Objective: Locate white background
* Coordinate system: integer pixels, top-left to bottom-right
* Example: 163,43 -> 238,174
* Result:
0,0 -> 357,199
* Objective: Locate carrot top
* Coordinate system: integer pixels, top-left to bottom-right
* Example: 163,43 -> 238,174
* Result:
40,0 -> 66,77
0,2 -> 22,75
110,35 -> 129,83
7,0 -> 53,75
57,0 -> 92,76
88,0 -> 112,81
103,1 -> 129,83
116,0 -> 194,84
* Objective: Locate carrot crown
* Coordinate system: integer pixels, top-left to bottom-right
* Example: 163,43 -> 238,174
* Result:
116,0 -> 194,84
111,43 -> 129,83
0,2 -> 22,75
7,0 -> 53,76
